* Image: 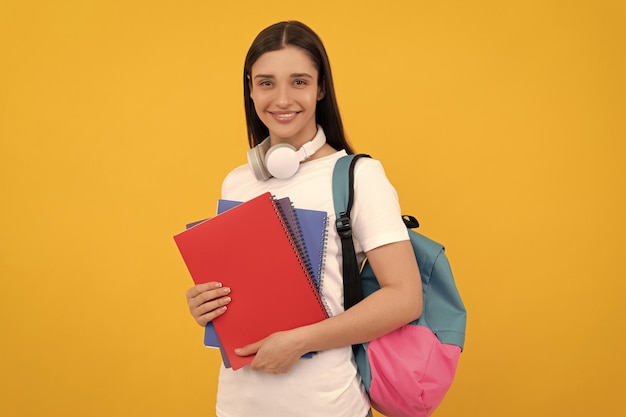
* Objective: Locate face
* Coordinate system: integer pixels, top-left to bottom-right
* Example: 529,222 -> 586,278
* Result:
249,46 -> 325,147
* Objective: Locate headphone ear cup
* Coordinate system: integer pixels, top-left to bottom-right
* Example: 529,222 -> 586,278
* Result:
265,143 -> 300,179
247,143 -> 271,181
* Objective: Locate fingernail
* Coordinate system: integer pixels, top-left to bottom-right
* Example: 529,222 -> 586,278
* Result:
222,287 -> 231,294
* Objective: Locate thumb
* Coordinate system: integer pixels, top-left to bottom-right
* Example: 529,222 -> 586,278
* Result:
234,340 -> 261,357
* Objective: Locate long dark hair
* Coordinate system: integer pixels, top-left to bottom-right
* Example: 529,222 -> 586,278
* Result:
243,21 -> 354,154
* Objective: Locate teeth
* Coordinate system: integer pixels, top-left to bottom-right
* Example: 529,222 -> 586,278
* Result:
275,113 -> 295,119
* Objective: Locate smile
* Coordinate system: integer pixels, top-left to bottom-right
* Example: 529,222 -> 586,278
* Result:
270,112 -> 300,122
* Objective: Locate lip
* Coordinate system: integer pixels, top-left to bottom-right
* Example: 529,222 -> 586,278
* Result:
269,111 -> 300,123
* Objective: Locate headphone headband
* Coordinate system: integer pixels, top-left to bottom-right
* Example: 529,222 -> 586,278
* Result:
297,127 -> 326,160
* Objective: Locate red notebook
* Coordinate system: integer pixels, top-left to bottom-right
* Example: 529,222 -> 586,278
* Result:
173,192 -> 328,370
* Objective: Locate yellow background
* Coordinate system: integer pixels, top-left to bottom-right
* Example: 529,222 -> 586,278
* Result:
1,1 -> 624,416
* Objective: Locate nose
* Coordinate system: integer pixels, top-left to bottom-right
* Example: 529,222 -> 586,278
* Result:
275,84 -> 291,108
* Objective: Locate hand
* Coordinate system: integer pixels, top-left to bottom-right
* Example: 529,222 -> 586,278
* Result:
185,282 -> 231,326
235,329 -> 307,374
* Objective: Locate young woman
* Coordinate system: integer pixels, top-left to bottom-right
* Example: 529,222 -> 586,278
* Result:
185,21 -> 422,417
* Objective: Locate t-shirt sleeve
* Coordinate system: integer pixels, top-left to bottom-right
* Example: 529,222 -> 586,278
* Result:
349,158 -> 409,254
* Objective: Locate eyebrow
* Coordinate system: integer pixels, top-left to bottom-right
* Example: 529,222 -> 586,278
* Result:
253,73 -> 314,79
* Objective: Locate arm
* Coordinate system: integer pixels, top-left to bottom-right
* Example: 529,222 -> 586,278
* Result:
305,239 -> 422,346
236,238 -> 422,374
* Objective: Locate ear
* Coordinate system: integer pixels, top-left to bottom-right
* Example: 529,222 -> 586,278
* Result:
317,81 -> 326,101
247,74 -> 253,99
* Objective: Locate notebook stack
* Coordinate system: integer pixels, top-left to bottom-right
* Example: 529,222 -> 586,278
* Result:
174,192 -> 329,370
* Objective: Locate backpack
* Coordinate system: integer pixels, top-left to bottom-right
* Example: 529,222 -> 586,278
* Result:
332,154 -> 467,417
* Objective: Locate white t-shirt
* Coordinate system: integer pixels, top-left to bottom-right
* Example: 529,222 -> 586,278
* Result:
216,149 -> 409,417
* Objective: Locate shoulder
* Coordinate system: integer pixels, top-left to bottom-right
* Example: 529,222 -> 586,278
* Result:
348,155 -> 408,251
350,156 -> 394,192
223,163 -> 251,184
333,154 -> 398,210
221,164 -> 254,199
336,154 -> 389,177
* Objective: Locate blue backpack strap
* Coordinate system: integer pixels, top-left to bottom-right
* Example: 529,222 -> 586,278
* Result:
331,155 -> 352,215
332,154 -> 371,310
332,154 -> 370,218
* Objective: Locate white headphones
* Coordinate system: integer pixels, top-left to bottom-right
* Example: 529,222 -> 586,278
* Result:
247,125 -> 326,181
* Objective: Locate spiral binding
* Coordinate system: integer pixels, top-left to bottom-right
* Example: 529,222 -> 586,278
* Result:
316,216 -> 331,315
276,198 -> 314,282
290,204 -> 332,316
270,195 -> 329,318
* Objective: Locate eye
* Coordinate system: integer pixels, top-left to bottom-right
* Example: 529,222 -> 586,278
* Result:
293,79 -> 308,87
258,80 -> 273,87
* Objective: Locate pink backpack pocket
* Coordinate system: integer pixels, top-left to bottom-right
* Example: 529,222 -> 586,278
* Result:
366,325 -> 461,417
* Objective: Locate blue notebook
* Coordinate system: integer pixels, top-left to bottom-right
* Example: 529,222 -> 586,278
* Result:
188,198 -> 328,368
